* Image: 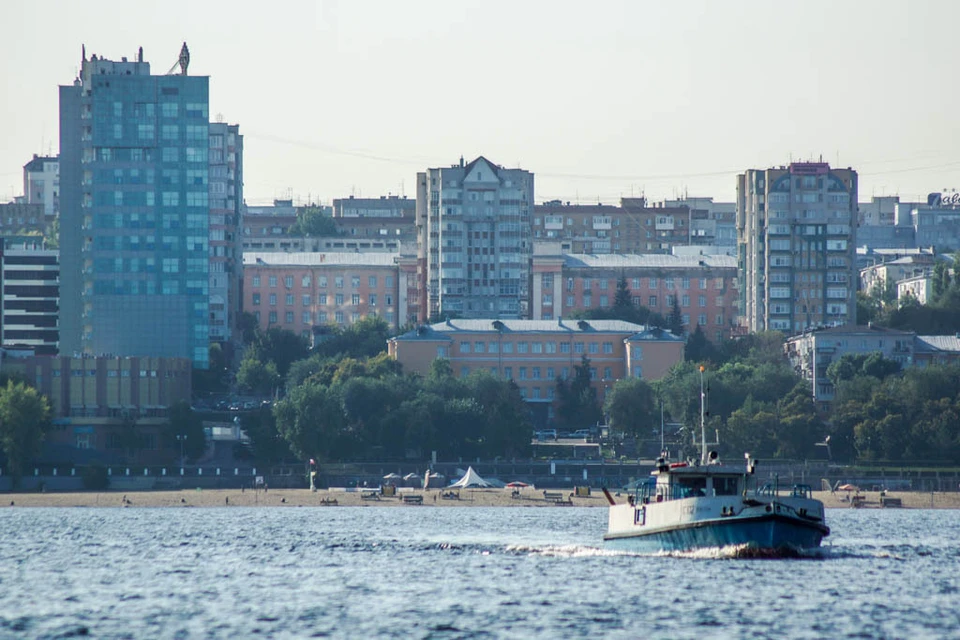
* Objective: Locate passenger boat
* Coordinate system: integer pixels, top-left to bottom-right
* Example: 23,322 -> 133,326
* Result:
603,367 -> 829,554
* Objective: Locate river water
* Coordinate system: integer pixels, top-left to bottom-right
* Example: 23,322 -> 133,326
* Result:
1,506 -> 958,639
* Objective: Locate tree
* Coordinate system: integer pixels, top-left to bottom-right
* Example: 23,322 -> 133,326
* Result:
287,206 -> 339,237
238,312 -> 259,344
614,275 -> 633,314
237,357 -> 281,395
0,380 -> 52,484
667,296 -> 684,336
684,324 -> 719,363
604,377 -> 656,436
246,327 -> 309,378
554,355 -> 602,429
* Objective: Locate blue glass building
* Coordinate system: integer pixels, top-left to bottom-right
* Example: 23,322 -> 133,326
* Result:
60,46 -> 210,368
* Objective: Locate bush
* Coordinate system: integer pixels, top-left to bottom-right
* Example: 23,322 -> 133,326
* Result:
81,464 -> 110,490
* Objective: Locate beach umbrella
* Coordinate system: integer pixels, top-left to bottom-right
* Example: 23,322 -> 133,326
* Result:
505,481 -> 530,488
403,473 -> 421,481
837,484 -> 860,492
383,473 -> 402,481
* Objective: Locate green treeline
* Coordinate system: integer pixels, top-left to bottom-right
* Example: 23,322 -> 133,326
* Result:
235,310 -> 960,465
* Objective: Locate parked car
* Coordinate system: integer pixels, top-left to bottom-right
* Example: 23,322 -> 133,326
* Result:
536,429 -> 558,441
570,429 -> 591,439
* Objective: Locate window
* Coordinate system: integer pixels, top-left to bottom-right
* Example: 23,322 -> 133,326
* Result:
604,367 -> 612,380
532,343 -> 543,354
352,277 -> 360,288
252,293 -> 261,306
335,294 -> 344,305
352,294 -> 360,305
603,342 -> 613,354
269,293 -> 277,306
460,341 -> 471,353
335,277 -> 344,288
319,294 -> 327,305
269,276 -> 277,287
518,342 -> 528,354
369,294 -> 377,307
649,295 -> 657,307
589,343 -> 599,354
532,367 -> 541,380
335,311 -> 344,324
284,276 -> 293,288
632,346 -> 643,360
474,342 -> 485,353
302,275 -> 311,287
319,276 -> 328,288
699,295 -> 706,307
302,294 -> 311,306
252,275 -> 261,287
368,276 -> 377,288
269,311 -> 278,324
519,367 -> 527,380
502,342 -> 514,354
504,367 -> 512,380
545,342 -> 556,354
574,342 -> 584,354
560,342 -> 571,354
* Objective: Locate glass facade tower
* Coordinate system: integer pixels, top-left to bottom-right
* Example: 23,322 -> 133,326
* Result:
60,50 -> 211,368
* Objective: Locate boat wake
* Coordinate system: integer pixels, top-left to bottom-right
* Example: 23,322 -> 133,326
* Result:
506,543 -> 644,558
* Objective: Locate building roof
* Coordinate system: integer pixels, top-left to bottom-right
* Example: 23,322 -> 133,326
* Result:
788,324 -> 915,340
391,318 -> 654,341
242,252 -> 399,267
561,254 -> 737,269
23,155 -> 58,172
915,335 -> 960,354
625,327 -> 685,342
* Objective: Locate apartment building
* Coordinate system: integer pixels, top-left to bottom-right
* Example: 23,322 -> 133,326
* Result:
0,246 -> 59,355
530,247 -> 738,341
417,156 -> 533,320
737,162 -> 858,334
242,252 -> 407,335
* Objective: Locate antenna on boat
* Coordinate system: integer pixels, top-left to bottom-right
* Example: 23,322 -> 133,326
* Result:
699,365 -> 707,465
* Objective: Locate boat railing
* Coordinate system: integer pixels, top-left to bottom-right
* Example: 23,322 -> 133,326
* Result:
756,483 -> 814,499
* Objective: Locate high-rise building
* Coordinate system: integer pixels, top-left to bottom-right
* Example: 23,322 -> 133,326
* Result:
208,122 -> 242,344
59,45 -> 212,367
417,156 -> 533,320
737,162 -> 858,334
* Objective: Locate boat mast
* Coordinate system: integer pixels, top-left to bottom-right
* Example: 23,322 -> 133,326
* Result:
699,365 -> 706,465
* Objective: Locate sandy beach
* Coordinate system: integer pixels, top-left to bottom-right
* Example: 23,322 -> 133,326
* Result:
3,488 -> 960,509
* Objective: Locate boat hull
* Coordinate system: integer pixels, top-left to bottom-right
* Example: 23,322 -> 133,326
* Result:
604,513 -> 827,554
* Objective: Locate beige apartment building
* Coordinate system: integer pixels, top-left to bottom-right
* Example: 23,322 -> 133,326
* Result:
388,319 -> 684,424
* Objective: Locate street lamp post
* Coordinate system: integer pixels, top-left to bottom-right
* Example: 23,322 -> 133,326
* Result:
177,434 -> 187,468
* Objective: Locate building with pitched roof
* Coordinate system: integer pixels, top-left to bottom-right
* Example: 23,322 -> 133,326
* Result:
388,318 -> 684,425
416,156 -> 534,320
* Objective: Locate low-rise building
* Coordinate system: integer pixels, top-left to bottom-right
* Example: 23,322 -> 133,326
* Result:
4,354 -> 191,463
242,251 -> 407,336
530,247 -> 738,342
785,325 -> 915,412
388,318 -> 684,425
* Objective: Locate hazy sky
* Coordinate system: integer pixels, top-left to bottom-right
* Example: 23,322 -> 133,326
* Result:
3,1 -> 959,206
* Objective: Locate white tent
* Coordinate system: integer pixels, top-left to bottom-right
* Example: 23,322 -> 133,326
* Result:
448,466 -> 495,489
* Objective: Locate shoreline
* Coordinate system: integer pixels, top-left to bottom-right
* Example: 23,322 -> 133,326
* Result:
3,488 -> 960,509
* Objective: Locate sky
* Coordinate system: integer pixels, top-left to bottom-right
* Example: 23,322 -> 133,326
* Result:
2,0 -> 959,206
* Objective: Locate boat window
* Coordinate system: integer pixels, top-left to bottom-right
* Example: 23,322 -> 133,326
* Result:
713,477 -> 739,496
674,477 -> 706,498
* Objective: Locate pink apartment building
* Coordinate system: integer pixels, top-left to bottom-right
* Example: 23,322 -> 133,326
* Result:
242,252 -> 412,336
530,250 -> 739,342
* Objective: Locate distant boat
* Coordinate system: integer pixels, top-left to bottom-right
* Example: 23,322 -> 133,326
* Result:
603,366 -> 829,554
